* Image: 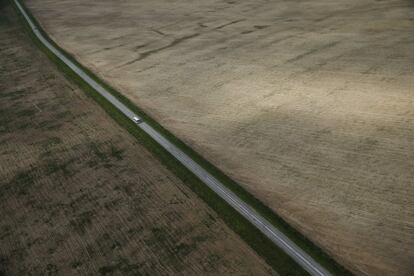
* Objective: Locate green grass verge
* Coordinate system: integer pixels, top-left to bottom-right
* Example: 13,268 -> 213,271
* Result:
12,1 -> 353,275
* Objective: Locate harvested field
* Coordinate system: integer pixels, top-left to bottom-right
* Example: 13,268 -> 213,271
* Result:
0,4 -> 276,275
25,0 -> 414,274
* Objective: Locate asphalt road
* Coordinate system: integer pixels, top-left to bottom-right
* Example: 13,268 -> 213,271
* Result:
14,0 -> 331,275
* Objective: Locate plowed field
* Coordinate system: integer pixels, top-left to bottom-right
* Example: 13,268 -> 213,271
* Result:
0,4 -> 275,275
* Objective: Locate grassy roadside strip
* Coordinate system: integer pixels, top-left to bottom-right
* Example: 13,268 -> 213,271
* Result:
12,1 -> 352,275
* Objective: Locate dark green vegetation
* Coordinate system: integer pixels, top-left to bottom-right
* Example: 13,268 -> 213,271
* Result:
12,0 -> 352,274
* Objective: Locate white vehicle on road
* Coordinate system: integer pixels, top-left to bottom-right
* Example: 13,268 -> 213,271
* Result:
132,116 -> 142,124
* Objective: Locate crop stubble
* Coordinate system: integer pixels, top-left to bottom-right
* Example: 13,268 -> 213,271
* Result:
24,0 -> 414,274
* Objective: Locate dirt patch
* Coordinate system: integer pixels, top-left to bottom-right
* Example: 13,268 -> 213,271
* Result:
0,4 -> 276,275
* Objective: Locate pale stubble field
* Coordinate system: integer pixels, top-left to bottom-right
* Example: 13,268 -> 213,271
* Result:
25,0 -> 414,274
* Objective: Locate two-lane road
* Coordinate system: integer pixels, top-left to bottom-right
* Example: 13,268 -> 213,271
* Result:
14,1 -> 331,275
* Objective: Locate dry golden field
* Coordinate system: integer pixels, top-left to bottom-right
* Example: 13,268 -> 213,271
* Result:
0,4 -> 276,275
24,0 -> 414,274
